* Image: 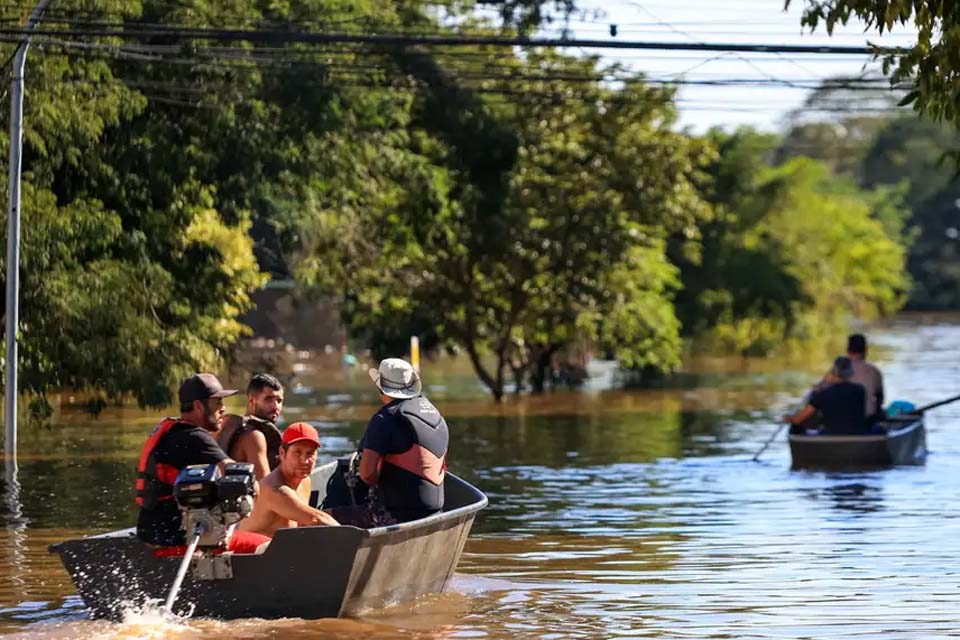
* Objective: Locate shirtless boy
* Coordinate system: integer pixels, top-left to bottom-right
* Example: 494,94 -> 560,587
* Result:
239,422 -> 339,537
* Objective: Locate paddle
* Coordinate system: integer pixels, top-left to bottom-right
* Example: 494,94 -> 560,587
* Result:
753,398 -> 812,461
906,392 -> 960,415
752,423 -> 787,462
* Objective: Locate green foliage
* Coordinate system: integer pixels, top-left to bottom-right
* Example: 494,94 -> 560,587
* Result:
675,129 -> 910,356
753,159 -> 908,319
483,62 -> 712,391
0,0 -> 269,409
299,50 -> 714,399
790,1 -> 960,126
591,242 -> 683,371
861,118 -> 960,308
775,71 -> 960,311
0,0 -> 922,408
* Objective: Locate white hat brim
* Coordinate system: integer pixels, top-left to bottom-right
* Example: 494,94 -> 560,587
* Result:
369,368 -> 422,399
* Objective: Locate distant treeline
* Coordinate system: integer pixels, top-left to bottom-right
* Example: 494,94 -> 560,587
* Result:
0,1 -> 948,406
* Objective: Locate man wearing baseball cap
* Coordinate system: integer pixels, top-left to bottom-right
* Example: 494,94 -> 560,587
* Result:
136,373 -> 271,554
239,422 -> 340,537
357,358 -> 449,523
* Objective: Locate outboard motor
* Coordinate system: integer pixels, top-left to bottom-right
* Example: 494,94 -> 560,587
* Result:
163,462 -> 255,614
173,462 -> 256,549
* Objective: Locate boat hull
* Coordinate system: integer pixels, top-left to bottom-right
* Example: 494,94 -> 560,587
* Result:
788,416 -> 927,470
51,463 -> 486,620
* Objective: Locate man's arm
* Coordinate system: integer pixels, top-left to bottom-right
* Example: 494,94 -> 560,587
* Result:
813,368 -> 838,392
261,484 -> 339,527
186,430 -> 234,471
876,370 -> 885,414
359,449 -> 383,486
359,414 -> 392,486
784,404 -> 817,426
238,430 -> 271,480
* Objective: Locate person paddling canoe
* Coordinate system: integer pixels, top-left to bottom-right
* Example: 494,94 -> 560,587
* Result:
785,356 -> 869,435
813,334 -> 885,426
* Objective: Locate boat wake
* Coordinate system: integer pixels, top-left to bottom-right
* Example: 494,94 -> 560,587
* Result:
446,573 -> 516,595
115,598 -> 195,632
0,599 -> 197,640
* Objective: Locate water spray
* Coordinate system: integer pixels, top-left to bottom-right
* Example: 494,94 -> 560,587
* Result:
164,521 -> 204,613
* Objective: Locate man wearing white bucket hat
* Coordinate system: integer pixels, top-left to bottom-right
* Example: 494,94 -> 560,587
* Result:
358,358 -> 449,522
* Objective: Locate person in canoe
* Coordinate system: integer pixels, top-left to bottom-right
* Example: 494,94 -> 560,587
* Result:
784,356 -> 869,435
217,373 -> 285,480
135,373 -> 271,555
814,334 -> 885,425
358,358 -> 449,523
239,422 -> 340,537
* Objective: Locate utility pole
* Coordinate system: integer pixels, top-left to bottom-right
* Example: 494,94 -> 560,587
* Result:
5,0 -> 53,472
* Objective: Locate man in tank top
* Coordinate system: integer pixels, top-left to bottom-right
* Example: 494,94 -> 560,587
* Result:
217,373 -> 285,480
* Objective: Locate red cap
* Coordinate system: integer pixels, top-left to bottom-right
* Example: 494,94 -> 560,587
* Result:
282,422 -> 321,448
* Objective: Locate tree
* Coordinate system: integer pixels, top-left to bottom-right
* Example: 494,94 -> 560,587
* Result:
861,118 -> 960,308
300,51 -> 714,400
674,128 -> 910,356
775,75 -> 960,310
775,74 -> 908,180
673,129 -> 805,354
481,56 -> 712,392
7,0 -> 471,409
0,0 -> 593,411
790,1 -> 960,127
0,0 -> 268,412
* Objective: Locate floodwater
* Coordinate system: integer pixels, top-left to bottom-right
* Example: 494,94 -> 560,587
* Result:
1,314 -> 959,639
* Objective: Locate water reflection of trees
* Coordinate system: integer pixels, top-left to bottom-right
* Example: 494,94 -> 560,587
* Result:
447,409 -> 738,473
0,421 -> 141,530
0,402 -> 744,532
451,412 -> 682,472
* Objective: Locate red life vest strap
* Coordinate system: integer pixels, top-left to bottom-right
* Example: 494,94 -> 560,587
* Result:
135,418 -> 180,507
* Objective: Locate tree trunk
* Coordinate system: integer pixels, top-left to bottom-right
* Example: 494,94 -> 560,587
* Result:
530,361 -> 547,393
529,344 -> 558,394
464,339 -> 503,401
511,364 -> 526,393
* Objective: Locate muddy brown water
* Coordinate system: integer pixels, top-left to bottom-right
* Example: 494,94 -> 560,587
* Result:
0,314 -> 959,638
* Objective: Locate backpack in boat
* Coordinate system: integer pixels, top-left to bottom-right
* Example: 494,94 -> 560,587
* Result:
321,454 -> 369,510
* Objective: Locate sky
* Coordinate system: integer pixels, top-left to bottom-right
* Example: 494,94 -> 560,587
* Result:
521,0 -> 920,132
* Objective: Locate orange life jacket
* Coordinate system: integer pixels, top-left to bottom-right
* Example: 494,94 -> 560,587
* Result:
135,418 -> 181,510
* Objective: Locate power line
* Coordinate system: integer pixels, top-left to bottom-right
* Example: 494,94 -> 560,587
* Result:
0,26 -> 906,55
0,10 -> 911,122
2,12 -> 916,41
28,38 -> 910,94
